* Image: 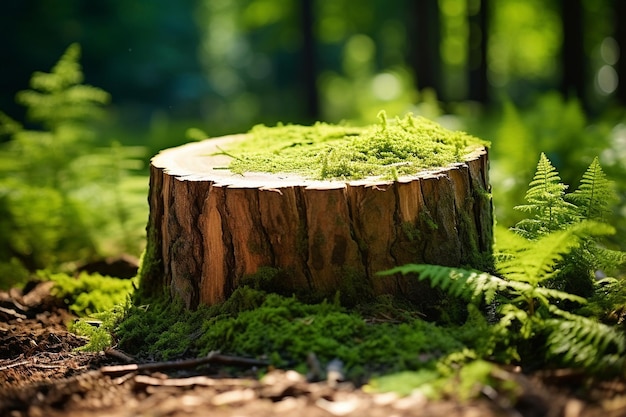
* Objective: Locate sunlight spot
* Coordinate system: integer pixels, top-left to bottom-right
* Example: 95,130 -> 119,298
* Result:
600,37 -> 619,65
371,73 -> 402,101
596,65 -> 618,95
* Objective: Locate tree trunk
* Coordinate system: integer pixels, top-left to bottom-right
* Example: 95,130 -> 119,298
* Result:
468,0 -> 489,103
560,0 -> 586,104
139,135 -> 493,308
408,0 -> 442,95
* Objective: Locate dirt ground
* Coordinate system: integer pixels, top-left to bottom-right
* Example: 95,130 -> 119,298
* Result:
2,281 -> 626,417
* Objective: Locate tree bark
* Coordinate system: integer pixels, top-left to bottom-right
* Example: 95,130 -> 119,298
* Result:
140,135 -> 493,308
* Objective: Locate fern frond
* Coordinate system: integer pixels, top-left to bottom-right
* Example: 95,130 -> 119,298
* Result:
16,43 -> 110,130
513,153 -> 576,236
589,246 -> 626,272
566,157 -> 616,221
496,303 -> 534,339
497,227 -> 577,284
530,286 -> 587,305
381,264 -> 512,304
497,221 -> 614,285
0,111 -> 23,139
545,305 -> 626,371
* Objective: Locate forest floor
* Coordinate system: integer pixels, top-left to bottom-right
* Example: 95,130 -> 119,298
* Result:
2,281 -> 626,417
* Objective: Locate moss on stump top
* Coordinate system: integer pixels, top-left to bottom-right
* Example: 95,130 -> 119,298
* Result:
224,112 -> 488,180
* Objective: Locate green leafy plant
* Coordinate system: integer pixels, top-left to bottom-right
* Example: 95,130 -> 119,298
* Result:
513,154 -> 625,296
0,44 -> 146,287
45,270 -> 135,316
70,305 -> 128,352
382,154 -> 626,374
513,153 -> 577,237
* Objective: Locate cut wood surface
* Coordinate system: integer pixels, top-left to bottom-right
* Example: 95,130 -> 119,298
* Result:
142,135 -> 493,308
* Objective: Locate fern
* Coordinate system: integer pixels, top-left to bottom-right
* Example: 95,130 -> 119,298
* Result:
0,44 -> 146,283
383,264 -> 514,305
566,157 -> 616,221
381,154 -> 626,373
498,221 -> 614,285
513,153 -> 576,237
383,248 -> 587,319
545,305 -> 626,370
16,43 -> 110,130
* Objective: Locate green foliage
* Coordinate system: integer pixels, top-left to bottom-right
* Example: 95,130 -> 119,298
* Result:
226,112 -> 487,180
117,287 -> 464,378
544,306 -> 626,371
512,154 -> 625,296
45,270 -> 135,316
382,155 -> 626,374
0,44 -> 147,287
566,157 -> 617,221
482,95 -> 615,230
513,153 -> 576,237
70,305 -> 128,352
15,44 -> 110,130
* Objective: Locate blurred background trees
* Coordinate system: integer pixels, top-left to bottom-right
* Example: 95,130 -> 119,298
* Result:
2,0 -> 623,128
1,0 -> 625,285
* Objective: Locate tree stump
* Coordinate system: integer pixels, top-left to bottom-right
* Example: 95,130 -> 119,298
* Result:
140,134 -> 493,308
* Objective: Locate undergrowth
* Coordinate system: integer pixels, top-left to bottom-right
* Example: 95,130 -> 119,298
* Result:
44,270 -> 135,317
0,44 -> 146,289
44,270 -> 135,352
71,151 -> 625,401
384,153 -> 626,376
116,288 -> 464,382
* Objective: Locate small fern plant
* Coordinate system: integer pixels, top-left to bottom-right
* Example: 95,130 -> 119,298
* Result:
0,43 -> 146,285
512,153 -> 577,237
381,154 -> 626,374
514,154 -> 625,296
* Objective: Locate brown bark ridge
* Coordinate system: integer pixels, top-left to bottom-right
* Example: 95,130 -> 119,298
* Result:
140,135 -> 493,308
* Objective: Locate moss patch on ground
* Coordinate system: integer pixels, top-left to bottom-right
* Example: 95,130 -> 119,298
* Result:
44,270 -> 135,316
225,112 -> 487,180
116,287 -> 472,382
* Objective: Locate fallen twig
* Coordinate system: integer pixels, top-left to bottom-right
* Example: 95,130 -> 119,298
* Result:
0,305 -> 27,320
104,347 -> 135,363
99,351 -> 269,377
0,359 -> 29,371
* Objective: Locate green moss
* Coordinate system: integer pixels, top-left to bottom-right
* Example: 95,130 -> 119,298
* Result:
70,305 -> 127,352
225,112 -> 487,180
135,226 -> 165,302
240,266 -> 285,292
401,222 -> 421,242
44,270 -> 135,316
419,210 -> 439,231
116,288 -> 466,378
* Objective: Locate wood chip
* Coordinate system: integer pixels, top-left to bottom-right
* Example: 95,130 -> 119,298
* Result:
211,388 -> 256,406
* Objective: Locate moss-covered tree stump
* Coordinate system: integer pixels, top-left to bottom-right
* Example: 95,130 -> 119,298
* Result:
140,115 -> 493,308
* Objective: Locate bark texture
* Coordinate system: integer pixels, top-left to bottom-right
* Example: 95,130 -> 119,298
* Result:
141,135 -> 493,308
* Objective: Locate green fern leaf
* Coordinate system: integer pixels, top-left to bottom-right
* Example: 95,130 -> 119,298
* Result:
381,264 -> 513,304
566,157 -> 616,221
496,226 -> 576,284
545,305 -> 626,370
590,247 -> 626,272
497,221 -> 614,285
513,153 -> 576,237
0,111 -> 22,139
16,43 -> 110,130
530,286 -> 587,305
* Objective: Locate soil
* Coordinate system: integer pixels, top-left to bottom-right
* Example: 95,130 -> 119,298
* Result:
2,281 -> 626,417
